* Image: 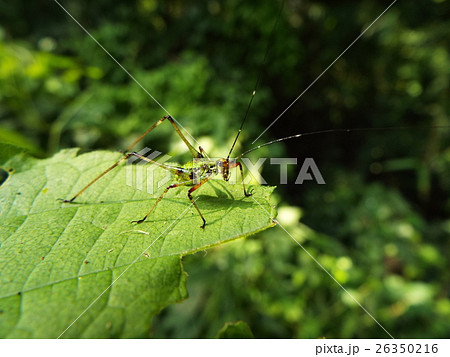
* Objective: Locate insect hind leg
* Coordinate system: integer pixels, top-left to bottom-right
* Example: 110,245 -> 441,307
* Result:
132,182 -> 191,224
62,152 -> 134,203
63,115 -> 171,203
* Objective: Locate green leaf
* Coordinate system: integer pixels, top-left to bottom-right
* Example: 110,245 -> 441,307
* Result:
0,149 -> 276,338
216,321 -> 254,338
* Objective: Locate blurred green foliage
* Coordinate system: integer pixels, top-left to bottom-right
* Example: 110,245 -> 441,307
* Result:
0,0 -> 448,338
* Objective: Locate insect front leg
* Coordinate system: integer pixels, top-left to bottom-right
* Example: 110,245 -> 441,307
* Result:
232,161 -> 254,197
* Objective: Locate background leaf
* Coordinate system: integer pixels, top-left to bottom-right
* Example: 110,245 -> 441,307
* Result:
0,149 -> 275,338
216,321 -> 254,339
0,142 -> 27,166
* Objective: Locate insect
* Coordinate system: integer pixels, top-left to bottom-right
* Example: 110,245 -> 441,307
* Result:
62,114 -> 253,228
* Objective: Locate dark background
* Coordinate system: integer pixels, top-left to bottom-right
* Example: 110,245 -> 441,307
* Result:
0,0 -> 448,338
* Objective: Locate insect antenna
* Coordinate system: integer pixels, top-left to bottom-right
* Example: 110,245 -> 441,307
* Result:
236,125 -> 450,159
227,0 -> 285,161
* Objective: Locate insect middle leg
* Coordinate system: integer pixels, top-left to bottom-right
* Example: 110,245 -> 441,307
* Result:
132,176 -> 212,228
187,177 -> 213,229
